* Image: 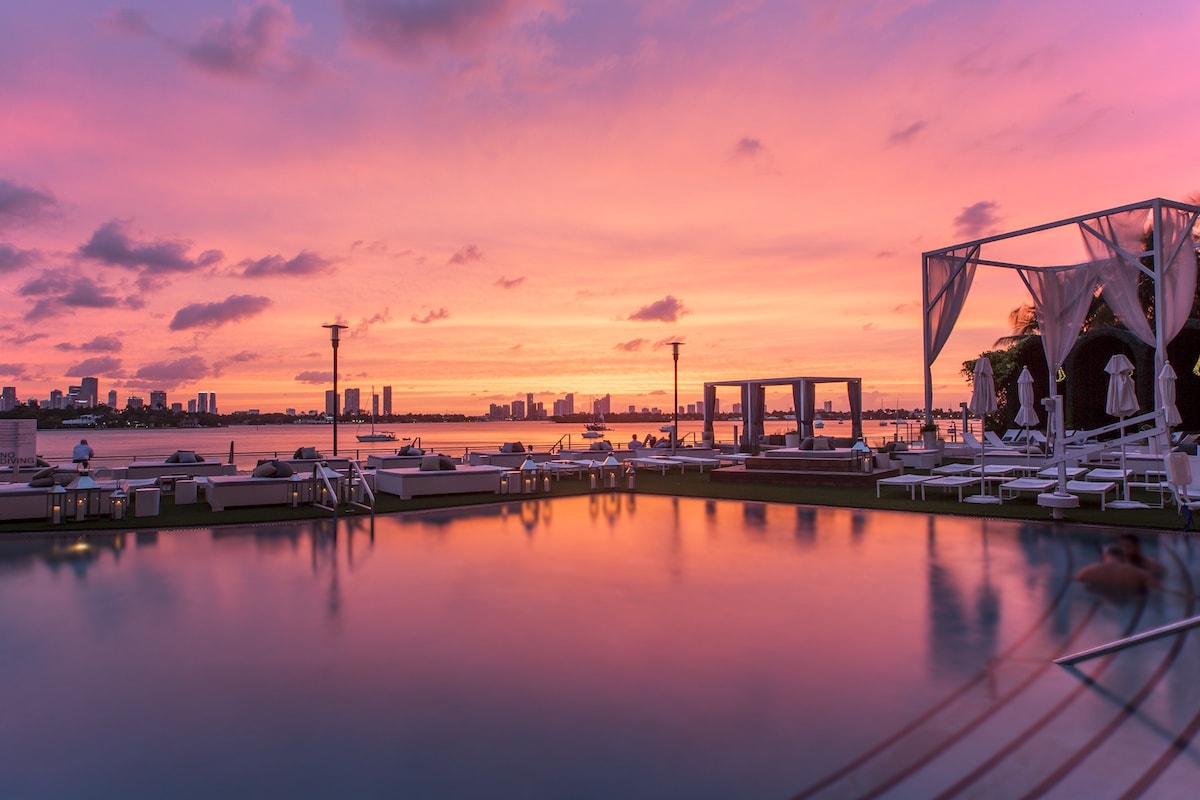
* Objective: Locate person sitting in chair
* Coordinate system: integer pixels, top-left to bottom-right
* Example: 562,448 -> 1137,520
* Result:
72,438 -> 94,470
629,434 -> 643,450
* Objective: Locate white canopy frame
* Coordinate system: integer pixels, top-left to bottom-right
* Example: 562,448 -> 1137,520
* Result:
923,197 -> 1200,423
702,376 -> 864,451
922,198 -> 1200,512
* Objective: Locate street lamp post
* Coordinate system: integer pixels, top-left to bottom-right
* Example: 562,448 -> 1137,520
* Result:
323,323 -> 348,456
669,341 -> 683,454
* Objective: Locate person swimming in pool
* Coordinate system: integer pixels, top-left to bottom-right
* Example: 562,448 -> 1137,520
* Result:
1117,533 -> 1166,581
1075,545 -> 1155,593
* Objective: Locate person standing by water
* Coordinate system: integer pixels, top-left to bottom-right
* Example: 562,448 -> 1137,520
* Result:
72,438 -> 94,470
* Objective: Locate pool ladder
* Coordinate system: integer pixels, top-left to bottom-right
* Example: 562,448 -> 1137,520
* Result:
1055,615 -> 1200,666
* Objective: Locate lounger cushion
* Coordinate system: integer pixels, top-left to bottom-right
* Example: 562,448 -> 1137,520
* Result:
294,447 -> 320,460
500,442 -> 525,453
420,455 -> 441,471
29,466 -> 57,487
253,461 -> 277,478
812,437 -> 832,451
438,455 -> 458,470
1175,441 -> 1198,456
273,461 -> 293,477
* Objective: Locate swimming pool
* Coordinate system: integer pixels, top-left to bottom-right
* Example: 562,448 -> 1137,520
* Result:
2,496 -> 1197,799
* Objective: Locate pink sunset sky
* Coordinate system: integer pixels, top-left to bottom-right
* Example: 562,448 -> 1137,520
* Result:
2,0 -> 1198,415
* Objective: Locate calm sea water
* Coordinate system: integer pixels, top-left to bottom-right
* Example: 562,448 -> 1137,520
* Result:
1,497 -> 1197,798
35,419 -> 749,471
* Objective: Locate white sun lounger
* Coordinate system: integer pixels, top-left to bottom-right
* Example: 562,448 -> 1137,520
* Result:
920,475 -> 979,502
1065,479 -> 1117,510
999,477 -> 1056,502
669,455 -> 721,472
876,474 -> 929,499
626,457 -> 683,474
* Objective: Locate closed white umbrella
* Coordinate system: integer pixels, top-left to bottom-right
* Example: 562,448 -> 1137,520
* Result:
1159,362 -> 1182,428
966,356 -> 999,504
1104,353 -> 1140,507
1015,366 -> 1040,465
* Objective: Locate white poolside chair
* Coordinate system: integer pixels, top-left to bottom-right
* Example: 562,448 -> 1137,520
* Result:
1164,452 -> 1200,525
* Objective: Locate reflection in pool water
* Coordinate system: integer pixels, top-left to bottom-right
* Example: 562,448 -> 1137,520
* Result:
1,496 -> 1197,799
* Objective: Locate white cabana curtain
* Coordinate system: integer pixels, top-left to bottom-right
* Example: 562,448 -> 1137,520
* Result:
1017,264 -> 1099,377
1157,208 -> 1199,365
1080,210 -> 1155,346
924,247 -> 978,365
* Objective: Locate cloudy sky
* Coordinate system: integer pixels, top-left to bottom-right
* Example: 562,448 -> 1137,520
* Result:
2,0 -> 1198,414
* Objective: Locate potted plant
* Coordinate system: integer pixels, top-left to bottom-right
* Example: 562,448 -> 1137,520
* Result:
920,423 -> 940,450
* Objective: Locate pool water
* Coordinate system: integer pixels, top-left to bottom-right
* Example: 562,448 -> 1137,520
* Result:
2,496 -> 1198,799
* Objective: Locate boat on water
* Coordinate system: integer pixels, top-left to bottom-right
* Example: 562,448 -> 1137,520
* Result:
356,431 -> 397,442
659,424 -> 675,433
356,388 -> 397,442
581,430 -> 605,439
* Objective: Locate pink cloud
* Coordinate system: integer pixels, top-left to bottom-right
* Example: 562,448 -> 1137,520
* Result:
0,179 -> 57,229
295,370 -> 334,384
66,355 -> 123,376
411,307 -> 450,324
953,201 -> 1001,239
169,295 -> 272,330
628,296 -> 687,322
448,244 -> 483,265
241,250 -> 334,277
79,219 -> 223,274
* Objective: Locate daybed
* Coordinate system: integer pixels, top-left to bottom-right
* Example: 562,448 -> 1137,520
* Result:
126,451 -> 235,481
375,465 -> 503,500
366,454 -> 428,470
204,475 -> 313,511
467,450 -> 556,468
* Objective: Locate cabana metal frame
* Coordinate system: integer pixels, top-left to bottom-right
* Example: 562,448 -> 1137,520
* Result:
703,376 -> 863,451
922,197 -> 1200,422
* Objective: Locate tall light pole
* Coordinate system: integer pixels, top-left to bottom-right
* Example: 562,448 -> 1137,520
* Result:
669,341 -> 683,454
323,323 -> 348,456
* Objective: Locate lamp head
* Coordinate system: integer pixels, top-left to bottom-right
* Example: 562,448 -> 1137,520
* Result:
323,323 -> 349,345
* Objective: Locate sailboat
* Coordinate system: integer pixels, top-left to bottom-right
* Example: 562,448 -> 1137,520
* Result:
356,387 -> 397,442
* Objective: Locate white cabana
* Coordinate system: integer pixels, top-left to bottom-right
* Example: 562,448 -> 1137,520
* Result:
922,198 -> 1199,514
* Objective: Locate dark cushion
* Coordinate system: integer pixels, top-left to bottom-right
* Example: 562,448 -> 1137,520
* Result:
799,437 -> 815,451
399,445 -> 424,456
165,452 -> 180,463
170,450 -> 198,464
252,461 -> 277,478
32,466 -> 56,481
273,461 -> 293,478
813,437 -> 832,451
294,447 -> 320,460
420,455 -> 441,471
438,455 -> 457,471
1175,441 -> 1198,456
29,475 -> 55,487
894,441 -> 908,452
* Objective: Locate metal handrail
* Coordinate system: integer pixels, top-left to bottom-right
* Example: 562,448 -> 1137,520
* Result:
1054,615 -> 1200,666
346,459 -> 375,513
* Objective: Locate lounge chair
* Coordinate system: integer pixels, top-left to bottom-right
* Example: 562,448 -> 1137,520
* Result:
375,464 -> 503,500
1164,452 -> 1200,523
920,475 -> 978,502
876,474 -> 929,499
626,456 -> 684,475
998,477 -> 1056,502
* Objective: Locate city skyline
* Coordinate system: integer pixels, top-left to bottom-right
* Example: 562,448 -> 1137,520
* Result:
2,2 -> 1198,414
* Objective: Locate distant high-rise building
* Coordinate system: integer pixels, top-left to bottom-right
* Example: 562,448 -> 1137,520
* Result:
127,396 -> 144,410
594,394 -> 612,417
564,393 -> 574,415
526,393 -> 534,419
372,391 -> 379,418
2,386 -> 19,412
208,392 -> 217,415
107,390 -> 118,408
170,402 -> 183,412
823,400 -> 833,413
511,399 -> 525,420
197,392 -> 208,414
50,389 -> 64,409
285,408 -> 296,416
150,391 -> 167,409
80,377 -> 99,407
325,390 -> 339,416
188,399 -> 197,414
382,386 -> 393,416
344,388 -> 361,415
